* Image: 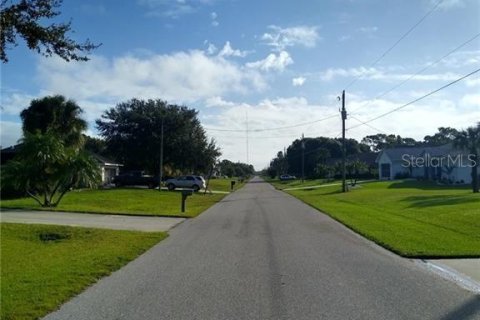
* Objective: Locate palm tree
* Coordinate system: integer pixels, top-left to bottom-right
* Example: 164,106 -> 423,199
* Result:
20,95 -> 87,149
454,123 -> 480,193
2,131 -> 100,207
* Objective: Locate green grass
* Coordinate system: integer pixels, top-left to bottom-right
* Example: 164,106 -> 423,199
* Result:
206,177 -> 246,191
1,188 -> 227,218
267,177 -> 340,190
1,223 -> 167,320
274,179 -> 480,258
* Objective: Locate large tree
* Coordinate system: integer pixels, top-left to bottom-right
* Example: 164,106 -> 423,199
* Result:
20,95 -> 87,148
1,0 -> 99,63
96,99 -> 221,175
454,123 -> 480,193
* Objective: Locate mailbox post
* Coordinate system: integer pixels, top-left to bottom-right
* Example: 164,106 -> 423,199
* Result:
230,180 -> 236,192
181,189 -> 193,213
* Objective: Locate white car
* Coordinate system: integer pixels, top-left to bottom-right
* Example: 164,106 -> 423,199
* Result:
280,174 -> 296,181
165,175 -> 206,191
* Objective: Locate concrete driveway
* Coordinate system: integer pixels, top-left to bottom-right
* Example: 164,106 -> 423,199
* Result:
0,210 -> 185,232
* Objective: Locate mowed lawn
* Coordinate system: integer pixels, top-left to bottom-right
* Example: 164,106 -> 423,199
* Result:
275,179 -> 480,258
206,177 -> 246,191
1,188 -> 226,218
1,223 -> 167,320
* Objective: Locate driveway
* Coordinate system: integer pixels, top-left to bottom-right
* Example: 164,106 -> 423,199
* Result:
0,210 -> 185,232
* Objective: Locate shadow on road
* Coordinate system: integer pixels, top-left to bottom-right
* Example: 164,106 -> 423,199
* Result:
439,295 -> 480,320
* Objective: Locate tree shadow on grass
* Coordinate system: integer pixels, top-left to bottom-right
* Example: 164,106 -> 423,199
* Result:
388,180 -> 471,191
401,195 -> 480,208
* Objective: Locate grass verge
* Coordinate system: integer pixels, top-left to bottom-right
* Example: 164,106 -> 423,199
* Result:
1,223 -> 167,320
272,179 -> 480,258
1,188 -> 227,218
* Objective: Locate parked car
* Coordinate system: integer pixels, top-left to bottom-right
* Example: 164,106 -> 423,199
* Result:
113,171 -> 159,189
165,175 -> 206,192
279,174 -> 296,181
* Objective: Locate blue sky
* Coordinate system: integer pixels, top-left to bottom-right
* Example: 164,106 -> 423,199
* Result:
1,0 -> 479,169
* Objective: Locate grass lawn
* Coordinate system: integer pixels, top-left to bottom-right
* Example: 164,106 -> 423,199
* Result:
273,179 -> 480,258
1,188 -> 227,218
206,177 -> 246,192
268,177 -> 340,190
1,223 -> 167,320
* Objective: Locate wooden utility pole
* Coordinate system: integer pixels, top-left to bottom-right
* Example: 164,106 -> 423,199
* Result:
159,117 -> 164,192
341,90 -> 347,193
301,133 -> 305,183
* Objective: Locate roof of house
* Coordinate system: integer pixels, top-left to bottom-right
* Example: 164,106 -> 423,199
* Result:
90,153 -> 123,167
376,143 -> 463,162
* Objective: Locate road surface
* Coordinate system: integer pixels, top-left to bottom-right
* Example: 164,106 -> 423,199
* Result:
45,177 -> 480,320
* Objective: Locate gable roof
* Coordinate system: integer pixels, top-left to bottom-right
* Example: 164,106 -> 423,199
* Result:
376,143 -> 463,163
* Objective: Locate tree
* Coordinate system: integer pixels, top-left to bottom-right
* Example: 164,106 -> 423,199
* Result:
454,123 -> 480,193
20,95 -> 87,148
1,0 -> 99,63
346,160 -> 368,186
96,99 -> 221,175
361,134 -> 419,152
424,127 -> 459,146
2,131 -> 100,206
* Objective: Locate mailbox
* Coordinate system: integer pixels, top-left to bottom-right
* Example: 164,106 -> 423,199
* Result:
181,189 -> 193,212
230,180 -> 236,191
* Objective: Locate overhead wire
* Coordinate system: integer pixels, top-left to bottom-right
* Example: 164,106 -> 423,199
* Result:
349,32 -> 480,115
344,0 -> 445,90
346,67 -> 480,131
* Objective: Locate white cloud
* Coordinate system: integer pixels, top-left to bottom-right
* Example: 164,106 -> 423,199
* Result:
318,66 -> 461,82
338,35 -> 351,42
358,26 -> 378,33
138,0 -> 216,18
205,42 -> 217,55
0,121 -> 22,147
246,51 -> 293,72
218,41 -> 249,58
292,77 -> 306,86
1,92 -> 37,116
210,11 -> 219,26
205,96 -> 237,108
261,25 -> 320,51
460,93 -> 480,108
202,96 -> 337,169
37,51 -> 267,104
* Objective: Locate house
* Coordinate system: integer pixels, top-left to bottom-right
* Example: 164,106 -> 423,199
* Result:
90,153 -> 123,185
1,145 -> 123,185
376,144 -> 474,183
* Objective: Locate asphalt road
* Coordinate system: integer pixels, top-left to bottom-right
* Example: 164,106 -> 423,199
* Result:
45,177 -> 480,320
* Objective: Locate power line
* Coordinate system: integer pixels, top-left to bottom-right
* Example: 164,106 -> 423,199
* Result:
349,115 -> 388,134
204,113 -> 338,132
344,0 -> 445,90
349,32 -> 480,115
347,67 -> 480,131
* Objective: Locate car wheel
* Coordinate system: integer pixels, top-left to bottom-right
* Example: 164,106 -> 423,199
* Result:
192,184 -> 200,192
115,182 -> 122,187
167,183 -> 175,191
148,182 -> 154,189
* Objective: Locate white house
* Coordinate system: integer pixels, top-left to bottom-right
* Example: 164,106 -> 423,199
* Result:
90,153 -> 123,185
376,144 -> 474,184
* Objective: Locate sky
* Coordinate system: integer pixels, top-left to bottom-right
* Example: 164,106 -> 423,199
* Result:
1,0 -> 479,170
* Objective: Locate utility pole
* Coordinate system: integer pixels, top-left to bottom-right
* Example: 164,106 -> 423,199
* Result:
159,117 -> 164,192
301,133 -> 305,183
341,90 -> 347,193
245,111 -> 249,165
